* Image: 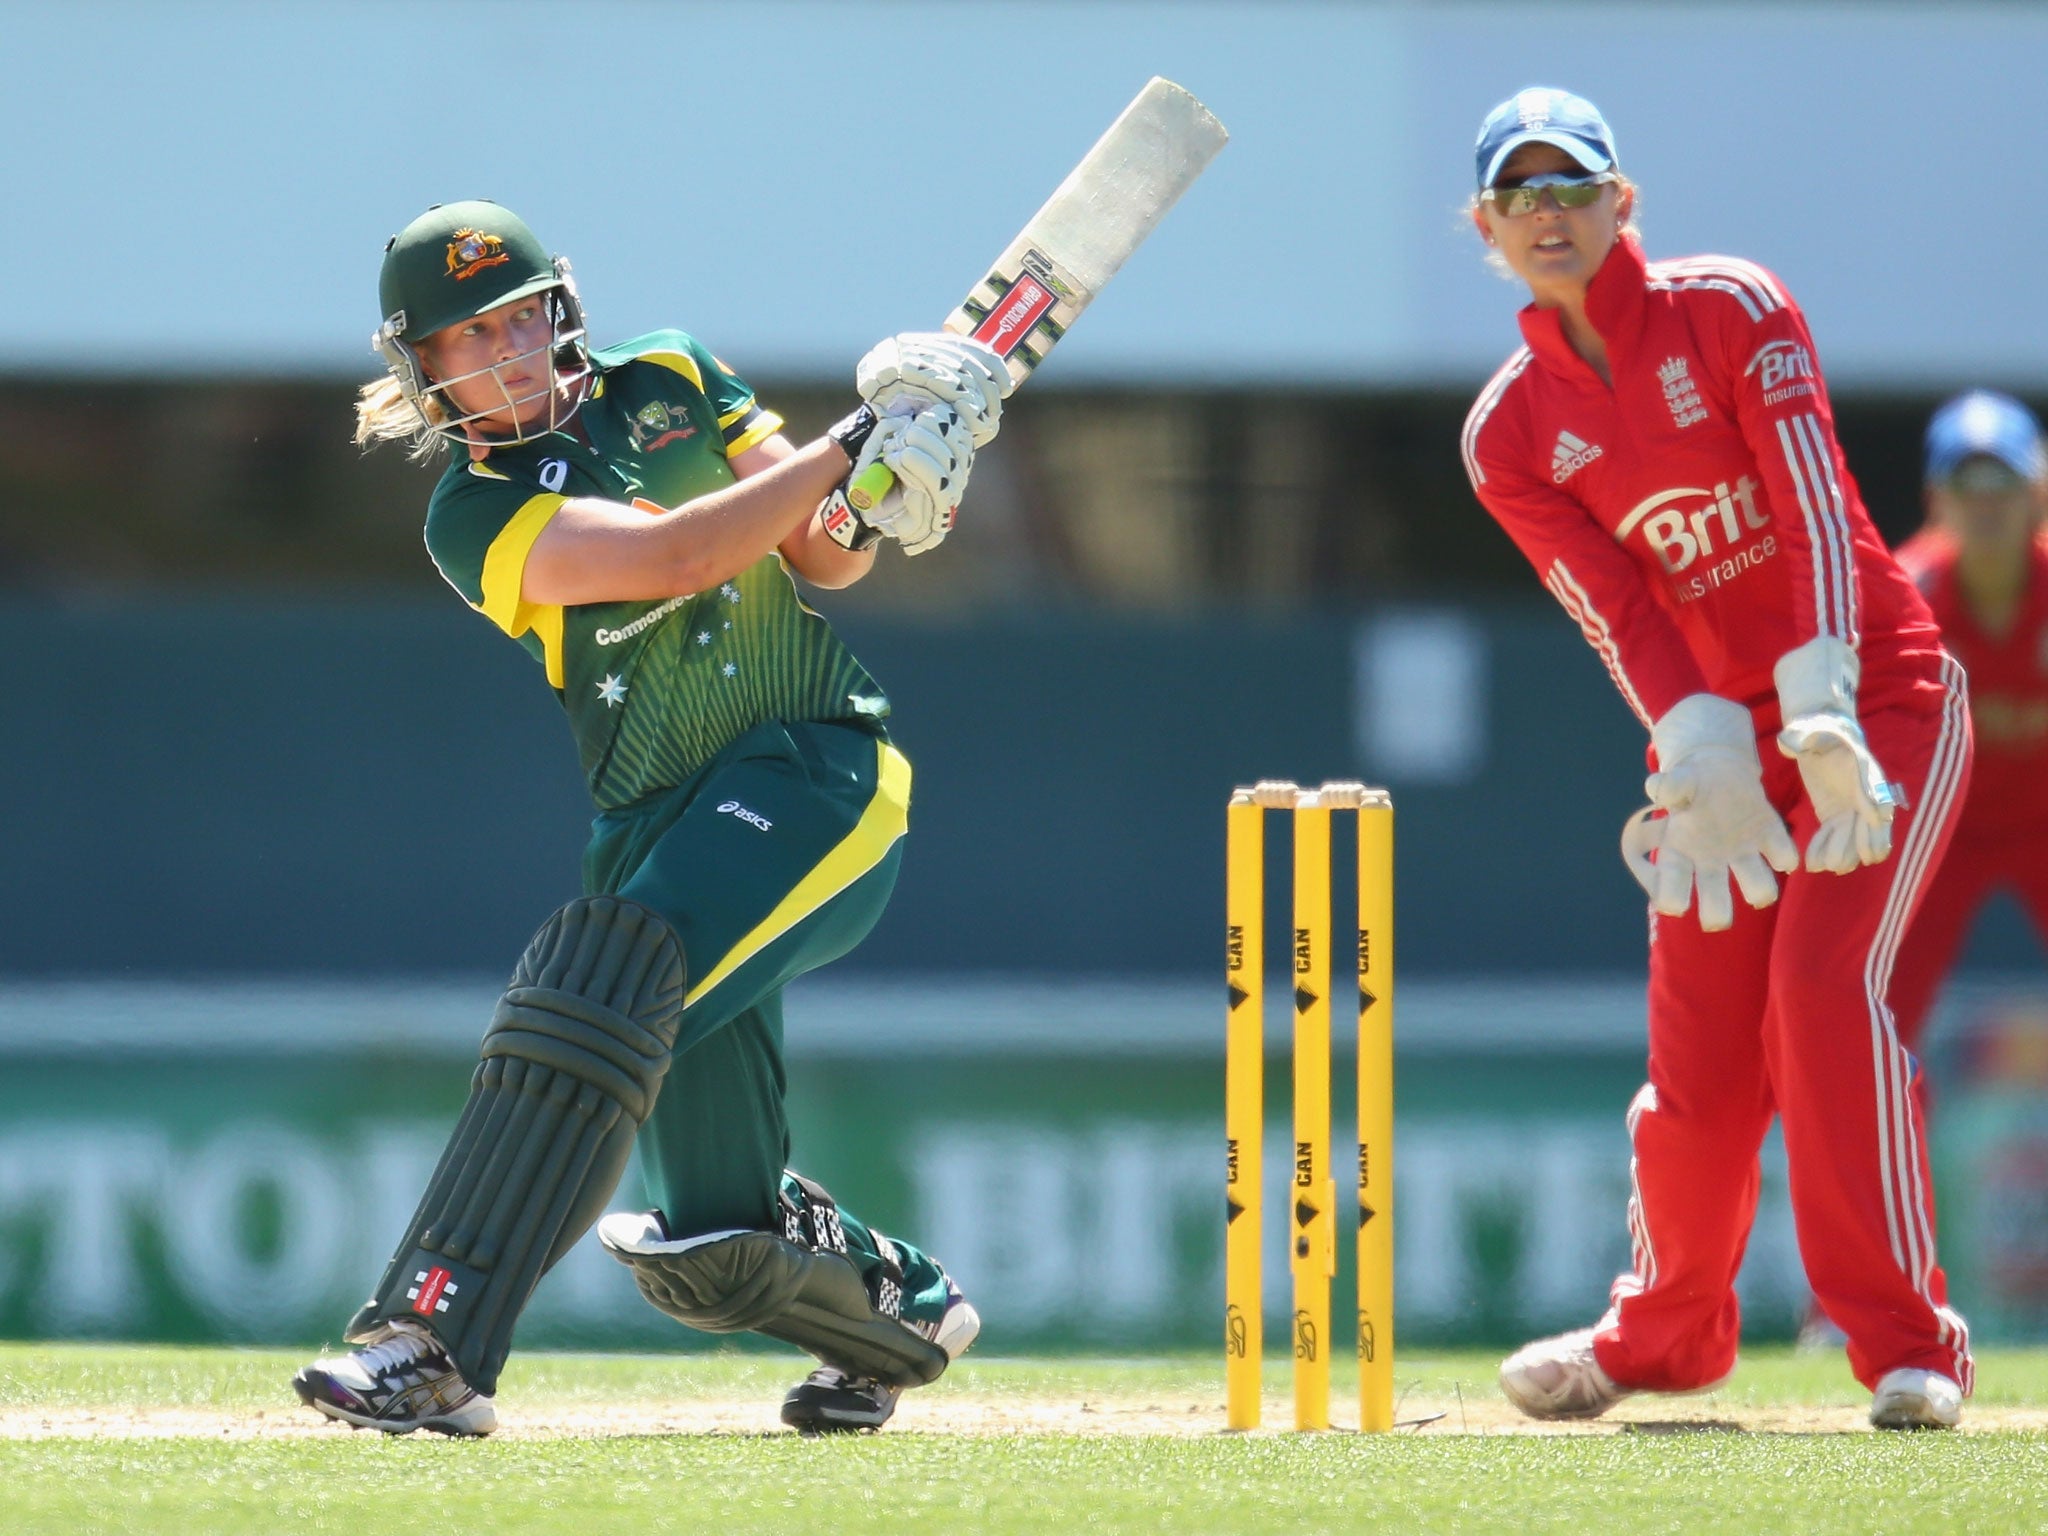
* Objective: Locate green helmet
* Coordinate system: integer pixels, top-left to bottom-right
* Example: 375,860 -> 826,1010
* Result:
372,199 -> 591,445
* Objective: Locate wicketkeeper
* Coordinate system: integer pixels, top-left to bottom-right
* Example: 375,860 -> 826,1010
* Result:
1461,89 -> 1974,1430
292,201 -> 1007,1435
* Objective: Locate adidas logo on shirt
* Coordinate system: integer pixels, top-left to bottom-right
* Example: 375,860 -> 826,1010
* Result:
1551,430 -> 1603,484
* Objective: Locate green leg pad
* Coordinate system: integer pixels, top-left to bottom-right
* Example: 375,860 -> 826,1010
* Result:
600,1225 -> 950,1388
346,896 -> 684,1396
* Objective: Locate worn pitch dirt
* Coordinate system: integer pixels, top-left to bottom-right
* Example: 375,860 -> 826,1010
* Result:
2,1388 -> 2042,1440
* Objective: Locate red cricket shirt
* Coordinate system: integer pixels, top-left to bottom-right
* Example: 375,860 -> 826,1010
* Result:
1462,235 -> 1942,729
1895,528 -> 2048,833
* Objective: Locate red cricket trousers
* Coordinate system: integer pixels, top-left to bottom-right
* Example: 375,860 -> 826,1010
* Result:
1593,654 -> 1975,1395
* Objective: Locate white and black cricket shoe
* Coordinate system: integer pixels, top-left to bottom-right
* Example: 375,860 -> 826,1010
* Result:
780,1279 -> 981,1434
292,1320 -> 497,1437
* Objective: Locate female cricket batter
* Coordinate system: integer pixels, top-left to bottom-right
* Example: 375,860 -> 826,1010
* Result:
1888,393 -> 2048,1047
291,200 -> 1005,1436
1460,89 -> 1974,1428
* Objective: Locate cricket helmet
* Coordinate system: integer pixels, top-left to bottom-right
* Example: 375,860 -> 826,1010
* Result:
373,199 -> 591,445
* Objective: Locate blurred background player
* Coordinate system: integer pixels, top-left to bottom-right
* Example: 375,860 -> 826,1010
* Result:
1458,88 -> 1975,1429
292,200 -> 1008,1437
1888,393 -> 2048,1052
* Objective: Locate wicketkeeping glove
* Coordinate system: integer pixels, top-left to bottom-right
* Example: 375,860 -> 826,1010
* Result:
857,332 -> 1011,448
1773,637 -> 1904,873
1620,693 -> 1800,932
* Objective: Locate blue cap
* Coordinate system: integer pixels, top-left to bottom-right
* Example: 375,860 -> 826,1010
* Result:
1475,87 -> 1618,190
1924,391 -> 2046,484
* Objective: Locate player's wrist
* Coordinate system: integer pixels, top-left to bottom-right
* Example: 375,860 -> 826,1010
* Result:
1650,693 -> 1757,770
825,403 -> 880,472
1774,637 -> 1860,722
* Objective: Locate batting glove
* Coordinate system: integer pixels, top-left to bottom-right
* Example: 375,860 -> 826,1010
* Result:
819,400 -> 974,557
857,332 -> 1011,448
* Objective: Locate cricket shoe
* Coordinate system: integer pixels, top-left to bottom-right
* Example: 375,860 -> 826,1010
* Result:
1870,1368 -> 1962,1431
780,1277 -> 981,1434
291,1319 -> 497,1437
1499,1328 -> 1633,1421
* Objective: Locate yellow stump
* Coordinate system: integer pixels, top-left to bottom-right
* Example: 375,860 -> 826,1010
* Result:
1223,792 -> 1265,1431
1225,780 -> 1393,1435
1290,790 -> 1335,1431
1355,793 -> 1396,1433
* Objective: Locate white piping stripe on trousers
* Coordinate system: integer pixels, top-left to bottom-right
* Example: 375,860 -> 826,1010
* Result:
1862,665 -> 1964,1281
1873,664 -> 1968,1287
1461,348 -> 1533,487
1791,413 -> 1859,643
1857,659 -> 1970,1362
1545,561 -> 1653,727
1624,1084 -> 1659,1294
1883,665 -> 1971,1357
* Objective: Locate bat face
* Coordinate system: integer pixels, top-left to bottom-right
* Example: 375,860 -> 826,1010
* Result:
845,78 -> 1225,513
948,78 -> 1227,386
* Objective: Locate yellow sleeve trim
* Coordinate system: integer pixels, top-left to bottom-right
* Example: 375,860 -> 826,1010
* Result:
639,349 -> 706,392
725,410 -> 785,459
684,739 -> 911,1008
479,492 -> 570,687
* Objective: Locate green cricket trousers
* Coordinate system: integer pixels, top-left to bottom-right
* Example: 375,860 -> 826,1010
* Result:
582,717 -> 950,1324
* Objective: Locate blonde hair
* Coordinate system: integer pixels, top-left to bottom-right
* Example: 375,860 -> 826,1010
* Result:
353,374 -> 449,463
1470,175 -> 1642,280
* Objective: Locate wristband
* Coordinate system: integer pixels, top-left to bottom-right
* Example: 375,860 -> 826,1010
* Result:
826,402 -> 879,468
818,488 -> 882,552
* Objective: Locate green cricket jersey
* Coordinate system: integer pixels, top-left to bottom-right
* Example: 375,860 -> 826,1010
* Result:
423,331 -> 888,809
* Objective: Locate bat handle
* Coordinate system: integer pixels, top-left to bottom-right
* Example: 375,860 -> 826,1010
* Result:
846,460 -> 896,513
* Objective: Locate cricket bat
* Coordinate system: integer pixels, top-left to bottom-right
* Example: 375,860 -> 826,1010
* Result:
848,76 -> 1229,512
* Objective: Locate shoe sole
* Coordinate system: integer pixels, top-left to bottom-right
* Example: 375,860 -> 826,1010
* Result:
780,1392 -> 900,1434
293,1375 -> 496,1438
777,1286 -> 976,1435
1871,1395 -> 1958,1431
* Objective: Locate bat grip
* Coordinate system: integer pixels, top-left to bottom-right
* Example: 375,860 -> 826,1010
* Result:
847,462 -> 896,514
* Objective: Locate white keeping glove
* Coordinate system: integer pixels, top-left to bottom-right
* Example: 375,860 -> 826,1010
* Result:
1619,693 -> 1800,932
1773,637 -> 1904,873
857,332 -> 1011,448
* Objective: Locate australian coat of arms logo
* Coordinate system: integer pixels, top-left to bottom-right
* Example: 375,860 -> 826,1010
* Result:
445,228 -> 510,281
631,400 -> 698,452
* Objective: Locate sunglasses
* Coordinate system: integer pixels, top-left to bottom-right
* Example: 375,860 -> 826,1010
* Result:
1481,171 -> 1618,217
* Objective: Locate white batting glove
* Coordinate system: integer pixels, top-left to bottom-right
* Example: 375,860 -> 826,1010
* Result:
854,401 -> 975,557
857,332 -> 1011,448
1620,694 -> 1800,931
1773,638 -> 1904,873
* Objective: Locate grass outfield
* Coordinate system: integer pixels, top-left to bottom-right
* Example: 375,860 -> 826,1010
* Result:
0,1344 -> 2044,1534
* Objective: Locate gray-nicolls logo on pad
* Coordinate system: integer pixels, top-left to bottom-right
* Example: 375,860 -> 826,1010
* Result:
1551,429 -> 1603,484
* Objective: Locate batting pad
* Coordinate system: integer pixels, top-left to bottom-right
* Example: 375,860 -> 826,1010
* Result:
598,1215 -> 949,1389
346,895 -> 685,1396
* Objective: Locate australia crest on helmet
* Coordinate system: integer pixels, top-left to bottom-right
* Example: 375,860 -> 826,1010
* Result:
446,228 -> 511,281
